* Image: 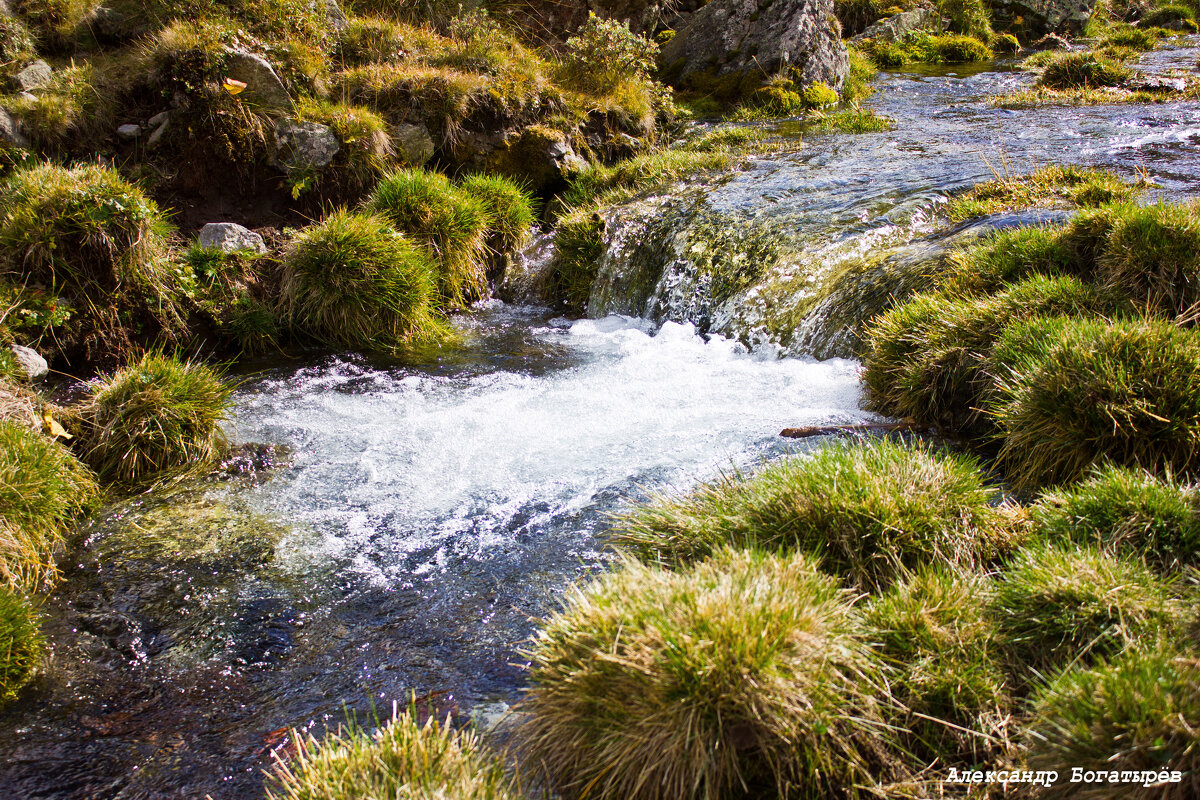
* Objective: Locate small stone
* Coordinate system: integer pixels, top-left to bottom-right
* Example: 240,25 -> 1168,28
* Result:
273,119 -> 340,174
1129,75 -> 1187,92
116,123 -> 142,141
13,59 -> 52,92
147,111 -> 170,127
0,107 -> 28,148
198,222 -> 268,254
146,117 -> 170,148
16,91 -> 35,102
391,122 -> 435,166
323,0 -> 347,30
9,344 -> 48,380
225,51 -> 293,111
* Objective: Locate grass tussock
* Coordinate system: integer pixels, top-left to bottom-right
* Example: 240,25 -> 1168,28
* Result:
1036,51 -> 1131,89
458,173 -> 536,261
993,540 -> 1178,674
265,705 -> 519,800
0,587 -> 42,705
280,209 -> 446,350
611,439 -> 1007,590
0,420 -> 96,592
1023,644 -> 1200,800
947,164 -> 1146,222
1097,201 -> 1200,322
861,31 -> 993,68
79,351 -> 232,488
521,548 -> 893,800
1032,464 -> 1200,572
367,169 -> 492,308
293,98 -> 393,199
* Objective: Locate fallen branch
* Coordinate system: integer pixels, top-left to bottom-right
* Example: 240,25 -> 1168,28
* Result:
780,422 -> 925,439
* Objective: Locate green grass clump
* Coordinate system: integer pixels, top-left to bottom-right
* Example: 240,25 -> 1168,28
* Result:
990,316 -> 1200,488
293,99 -> 393,199
1141,3 -> 1197,29
1096,201 -> 1200,322
541,208 -> 603,313
862,274 -> 1108,432
265,706 -> 518,800
1023,644 -> 1200,799
0,588 -> 42,705
367,169 -> 492,308
1032,464 -> 1200,572
947,165 -> 1145,222
521,548 -> 892,800
611,439 -> 1007,590
994,33 -> 1021,53
863,31 -> 993,66
993,541 -> 1177,673
281,210 -> 445,351
457,173 -> 536,259
807,107 -> 897,133
0,15 -> 36,77
0,420 -> 97,592
1036,51 -> 1131,89
79,351 -> 232,487
1100,23 -> 1163,50
866,566 -> 1008,760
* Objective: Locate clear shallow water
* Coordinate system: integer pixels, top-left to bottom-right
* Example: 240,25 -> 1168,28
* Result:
3,40 -> 1200,799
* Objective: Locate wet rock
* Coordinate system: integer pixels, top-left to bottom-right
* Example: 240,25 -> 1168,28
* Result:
1129,75 -> 1187,93
1032,32 -> 1070,48
661,0 -> 849,91
0,106 -> 28,148
13,59 -> 52,92
116,123 -> 142,141
9,344 -> 47,379
851,6 -> 941,42
485,126 -> 586,195
991,0 -> 1096,38
216,442 -> 294,477
198,222 -> 267,254
225,51 -> 293,111
273,119 -> 339,175
391,122 -> 435,165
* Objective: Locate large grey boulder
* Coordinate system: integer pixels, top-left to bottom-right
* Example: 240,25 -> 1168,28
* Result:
9,344 -> 48,379
225,51 -> 293,110
661,0 -> 849,90
989,0 -> 1097,37
273,119 -> 340,174
851,6 -> 941,42
198,222 -> 267,254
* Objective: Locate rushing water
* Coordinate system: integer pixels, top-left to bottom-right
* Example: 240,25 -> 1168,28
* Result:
3,39 -> 1200,799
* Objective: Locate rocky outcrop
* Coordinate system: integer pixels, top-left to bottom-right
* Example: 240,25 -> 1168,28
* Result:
225,51 -> 293,111
484,126 -> 587,195
198,223 -> 267,254
851,6 -> 941,42
988,0 -> 1097,38
661,0 -> 849,90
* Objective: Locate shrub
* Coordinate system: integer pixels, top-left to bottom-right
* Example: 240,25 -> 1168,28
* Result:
1023,644 -> 1200,799
457,173 -> 536,259
521,548 -> 892,800
563,12 -> 658,92
281,210 -> 445,351
1032,465 -> 1200,572
0,588 -> 41,705
79,351 -> 233,487
990,317 -> 1200,488
993,541 -> 1177,673
368,169 -> 492,308
1036,51 -> 1130,88
265,706 -> 518,800
611,439 -> 1007,590
866,566 -> 1008,760
0,420 -> 97,592
1097,201 -> 1200,321
862,274 -> 1108,432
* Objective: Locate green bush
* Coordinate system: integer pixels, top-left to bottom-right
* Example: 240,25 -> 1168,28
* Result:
1023,644 -> 1200,799
368,169 -> 492,308
990,316 -> 1200,488
992,541 -> 1177,673
563,12 -> 658,92
1036,51 -> 1130,89
611,439 -> 1007,590
521,548 -> 892,800
79,351 -> 232,487
266,706 -> 518,800
0,588 -> 41,705
1096,201 -> 1200,321
457,173 -> 536,259
0,420 -> 97,592
1032,465 -> 1200,572
866,566 -> 1008,760
281,210 -> 446,350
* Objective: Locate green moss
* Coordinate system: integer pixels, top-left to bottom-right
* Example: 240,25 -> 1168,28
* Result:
946,165 -> 1146,222
1033,465 -> 1200,572
0,588 -> 41,705
0,420 -> 97,592
280,210 -> 446,351
521,548 -> 891,800
611,439 -> 1008,590
994,33 -> 1020,53
990,316 -> 1200,488
368,169 -> 492,308
265,706 -> 519,800
79,351 -> 233,488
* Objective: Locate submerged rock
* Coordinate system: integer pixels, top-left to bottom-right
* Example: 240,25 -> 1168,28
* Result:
661,0 -> 849,90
